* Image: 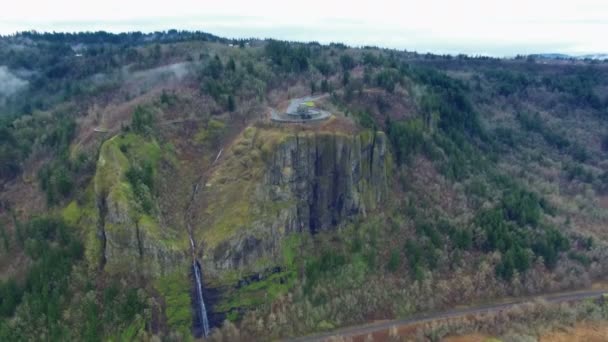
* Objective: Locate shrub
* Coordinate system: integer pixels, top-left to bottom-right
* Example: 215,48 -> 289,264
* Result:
387,249 -> 400,272
475,188 -> 569,277
38,162 -> 74,205
131,106 -> 155,135
516,112 -> 542,132
126,161 -> 155,214
339,54 -> 356,71
601,135 -> 608,152
386,118 -> 425,164
265,40 -> 310,73
375,68 -> 400,92
502,189 -> 541,227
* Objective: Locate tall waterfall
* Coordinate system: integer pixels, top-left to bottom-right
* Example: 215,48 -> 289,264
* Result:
187,153 -> 223,338
193,261 -> 210,337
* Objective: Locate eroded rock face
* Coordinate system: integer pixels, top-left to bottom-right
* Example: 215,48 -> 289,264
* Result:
207,130 -> 389,277
102,189 -> 140,269
99,187 -> 187,277
266,131 -> 388,233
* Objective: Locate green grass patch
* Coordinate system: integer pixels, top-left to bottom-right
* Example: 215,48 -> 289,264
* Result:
216,232 -> 302,314
95,134 -> 162,195
283,234 -> 301,268
217,270 -> 296,312
194,119 -> 226,146
118,133 -> 162,163
94,135 -> 130,194
226,310 -> 240,322
139,215 -> 188,251
109,316 -> 145,342
155,272 -> 193,336
201,127 -> 291,248
61,201 -> 82,226
77,185 -> 103,267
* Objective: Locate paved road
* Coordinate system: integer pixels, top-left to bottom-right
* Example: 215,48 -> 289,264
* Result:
285,95 -> 327,114
287,289 -> 608,341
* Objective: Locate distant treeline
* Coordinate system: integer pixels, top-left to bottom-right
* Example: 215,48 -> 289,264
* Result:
1,30 -> 229,45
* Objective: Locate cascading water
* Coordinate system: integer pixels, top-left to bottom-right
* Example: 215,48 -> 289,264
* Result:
186,149 -> 223,338
193,260 -> 210,337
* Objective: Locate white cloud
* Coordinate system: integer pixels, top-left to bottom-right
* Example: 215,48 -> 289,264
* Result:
1,0 -> 607,56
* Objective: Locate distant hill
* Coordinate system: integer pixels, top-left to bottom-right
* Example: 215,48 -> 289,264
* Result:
531,53 -> 608,60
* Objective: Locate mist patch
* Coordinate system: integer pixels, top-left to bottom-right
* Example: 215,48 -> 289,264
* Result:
0,66 -> 28,97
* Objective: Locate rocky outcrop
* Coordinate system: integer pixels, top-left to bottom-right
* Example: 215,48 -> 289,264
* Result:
203,127 -> 390,278
265,131 -> 388,233
87,128 -> 390,281
101,206 -> 187,276
93,135 -> 187,277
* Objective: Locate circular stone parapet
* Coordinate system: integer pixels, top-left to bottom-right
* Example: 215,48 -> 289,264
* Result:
271,95 -> 331,123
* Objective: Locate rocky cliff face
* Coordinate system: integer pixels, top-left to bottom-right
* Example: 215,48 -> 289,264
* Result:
201,126 -> 390,280
85,127 -> 390,282
265,131 -> 388,233
92,134 -> 187,277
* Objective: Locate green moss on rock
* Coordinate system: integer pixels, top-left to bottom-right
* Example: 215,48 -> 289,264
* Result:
93,133 -> 186,277
94,135 -> 130,196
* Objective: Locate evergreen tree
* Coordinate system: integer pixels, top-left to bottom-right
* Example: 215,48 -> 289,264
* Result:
227,95 -> 236,112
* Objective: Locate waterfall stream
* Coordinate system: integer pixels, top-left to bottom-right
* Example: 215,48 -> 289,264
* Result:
186,149 -> 222,338
193,260 -> 210,337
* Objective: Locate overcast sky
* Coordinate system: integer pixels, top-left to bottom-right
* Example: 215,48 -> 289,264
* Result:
2,0 -> 607,56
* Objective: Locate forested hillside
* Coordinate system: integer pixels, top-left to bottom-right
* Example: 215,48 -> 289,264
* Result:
1,31 -> 608,340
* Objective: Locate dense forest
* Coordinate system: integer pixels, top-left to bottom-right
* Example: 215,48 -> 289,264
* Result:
1,31 -> 608,340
